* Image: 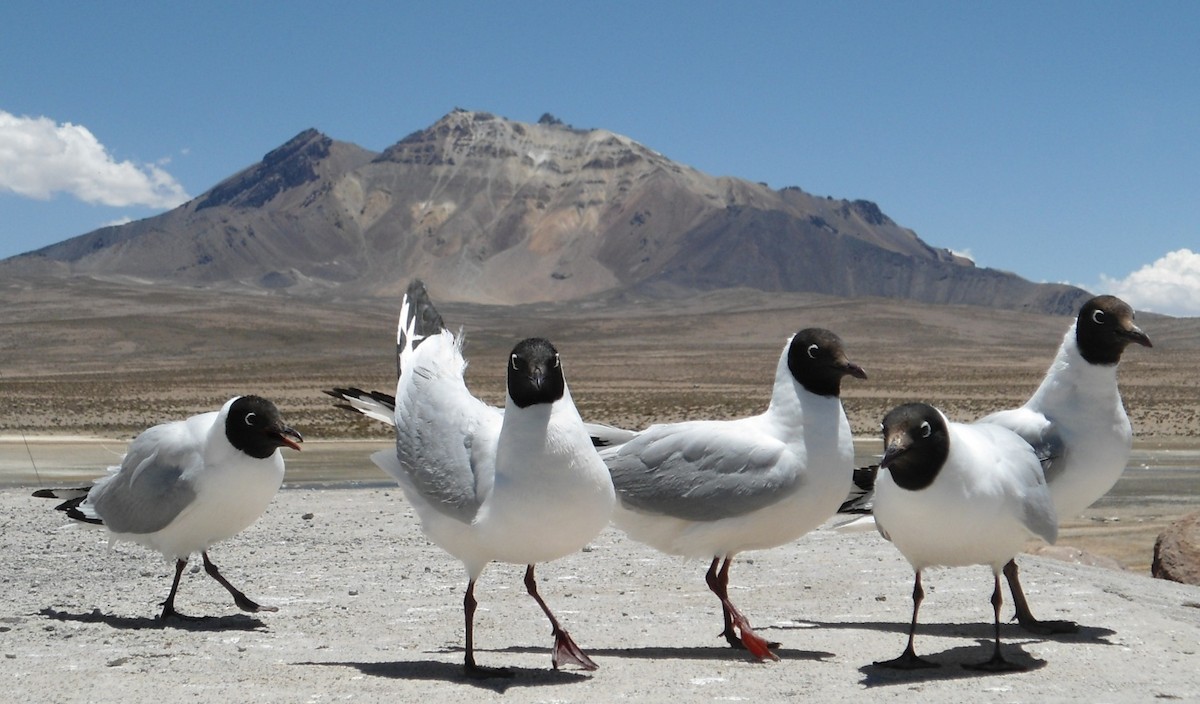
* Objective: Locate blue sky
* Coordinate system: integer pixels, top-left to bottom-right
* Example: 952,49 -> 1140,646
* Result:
2,2 -> 1198,315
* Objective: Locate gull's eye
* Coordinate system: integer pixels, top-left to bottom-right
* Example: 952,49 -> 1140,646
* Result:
807,344 -> 819,359
919,421 -> 932,438
244,412 -> 257,427
511,354 -> 520,371
1091,309 -> 1105,324
553,353 -> 561,368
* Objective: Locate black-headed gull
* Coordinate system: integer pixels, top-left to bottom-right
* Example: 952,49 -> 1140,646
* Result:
873,402 -> 1057,671
598,328 -> 866,661
979,294 -> 1151,633
328,280 -> 614,678
34,395 -> 303,621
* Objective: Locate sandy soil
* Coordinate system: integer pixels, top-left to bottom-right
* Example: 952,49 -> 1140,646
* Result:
2,277 -> 1198,441
5,484 -> 1200,704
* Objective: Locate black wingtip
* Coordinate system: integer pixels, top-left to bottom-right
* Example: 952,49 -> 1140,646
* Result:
325,387 -> 398,414
33,487 -> 91,500
396,280 -> 447,379
64,505 -> 104,525
371,392 -> 397,409
851,464 -> 879,491
404,279 -> 446,344
837,465 -> 879,515
42,494 -> 105,525
325,386 -> 368,400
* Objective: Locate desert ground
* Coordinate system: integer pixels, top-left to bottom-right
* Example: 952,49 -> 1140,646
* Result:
5,483 -> 1200,703
1,274 -> 1199,701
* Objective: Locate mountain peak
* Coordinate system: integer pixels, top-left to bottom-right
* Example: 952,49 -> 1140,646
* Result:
194,128 -> 334,211
375,109 -> 656,173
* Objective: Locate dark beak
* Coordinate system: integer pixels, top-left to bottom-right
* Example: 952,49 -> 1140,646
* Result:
1121,324 -> 1152,349
879,433 -> 908,470
843,361 -> 868,380
529,366 -> 547,391
274,425 -> 304,452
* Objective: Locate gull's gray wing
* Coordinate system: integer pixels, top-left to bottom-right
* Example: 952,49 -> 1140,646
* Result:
970,422 -> 1059,545
603,420 -> 797,522
88,423 -> 200,535
978,407 -> 1065,483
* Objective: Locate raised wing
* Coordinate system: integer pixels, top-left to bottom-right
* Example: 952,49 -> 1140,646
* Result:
385,331 -> 502,524
603,420 -> 797,522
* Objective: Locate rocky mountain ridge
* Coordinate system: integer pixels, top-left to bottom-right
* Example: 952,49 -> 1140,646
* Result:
3,109 -> 1088,313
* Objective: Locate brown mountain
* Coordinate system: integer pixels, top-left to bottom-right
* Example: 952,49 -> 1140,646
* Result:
3,109 -> 1088,313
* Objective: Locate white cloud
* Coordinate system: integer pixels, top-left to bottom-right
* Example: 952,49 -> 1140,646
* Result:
1099,248 -> 1200,318
0,110 -> 189,208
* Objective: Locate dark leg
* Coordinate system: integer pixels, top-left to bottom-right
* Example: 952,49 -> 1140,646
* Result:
201,551 -> 277,613
463,579 -> 512,679
1004,558 -> 1078,634
703,556 -> 779,661
707,557 -> 740,648
524,565 -> 598,671
875,571 -> 938,669
964,573 -> 1026,672
158,558 -> 197,621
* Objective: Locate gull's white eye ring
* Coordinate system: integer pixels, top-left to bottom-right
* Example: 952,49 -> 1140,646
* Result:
1092,310 -> 1105,324
919,421 -> 932,438
511,354 -> 519,371
807,344 -> 819,359
553,353 -> 561,368
244,412 -> 257,426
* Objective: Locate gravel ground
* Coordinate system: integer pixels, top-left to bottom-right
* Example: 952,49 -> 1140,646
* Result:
4,485 -> 1200,703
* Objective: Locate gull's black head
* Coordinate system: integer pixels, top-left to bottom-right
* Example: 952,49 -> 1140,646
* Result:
225,395 -> 304,459
507,337 -> 566,409
785,328 -> 868,397
1075,295 -> 1152,366
879,402 -> 949,492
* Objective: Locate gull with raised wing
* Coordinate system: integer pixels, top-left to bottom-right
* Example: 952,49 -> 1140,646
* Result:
328,280 -> 614,678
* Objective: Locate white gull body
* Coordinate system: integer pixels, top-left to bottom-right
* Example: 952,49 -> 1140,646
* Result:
600,328 -> 864,660
355,281 -> 614,676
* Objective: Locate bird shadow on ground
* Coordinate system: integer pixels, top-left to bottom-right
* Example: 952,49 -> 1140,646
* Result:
37,607 -> 268,631
299,660 -> 590,693
857,641 -> 1048,687
786,618 -> 1117,645
503,643 -> 836,663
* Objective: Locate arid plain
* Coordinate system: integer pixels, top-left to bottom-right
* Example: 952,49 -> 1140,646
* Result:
2,274 -> 1199,702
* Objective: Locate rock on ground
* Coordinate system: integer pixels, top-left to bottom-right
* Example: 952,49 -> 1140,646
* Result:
1154,510 -> 1200,586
